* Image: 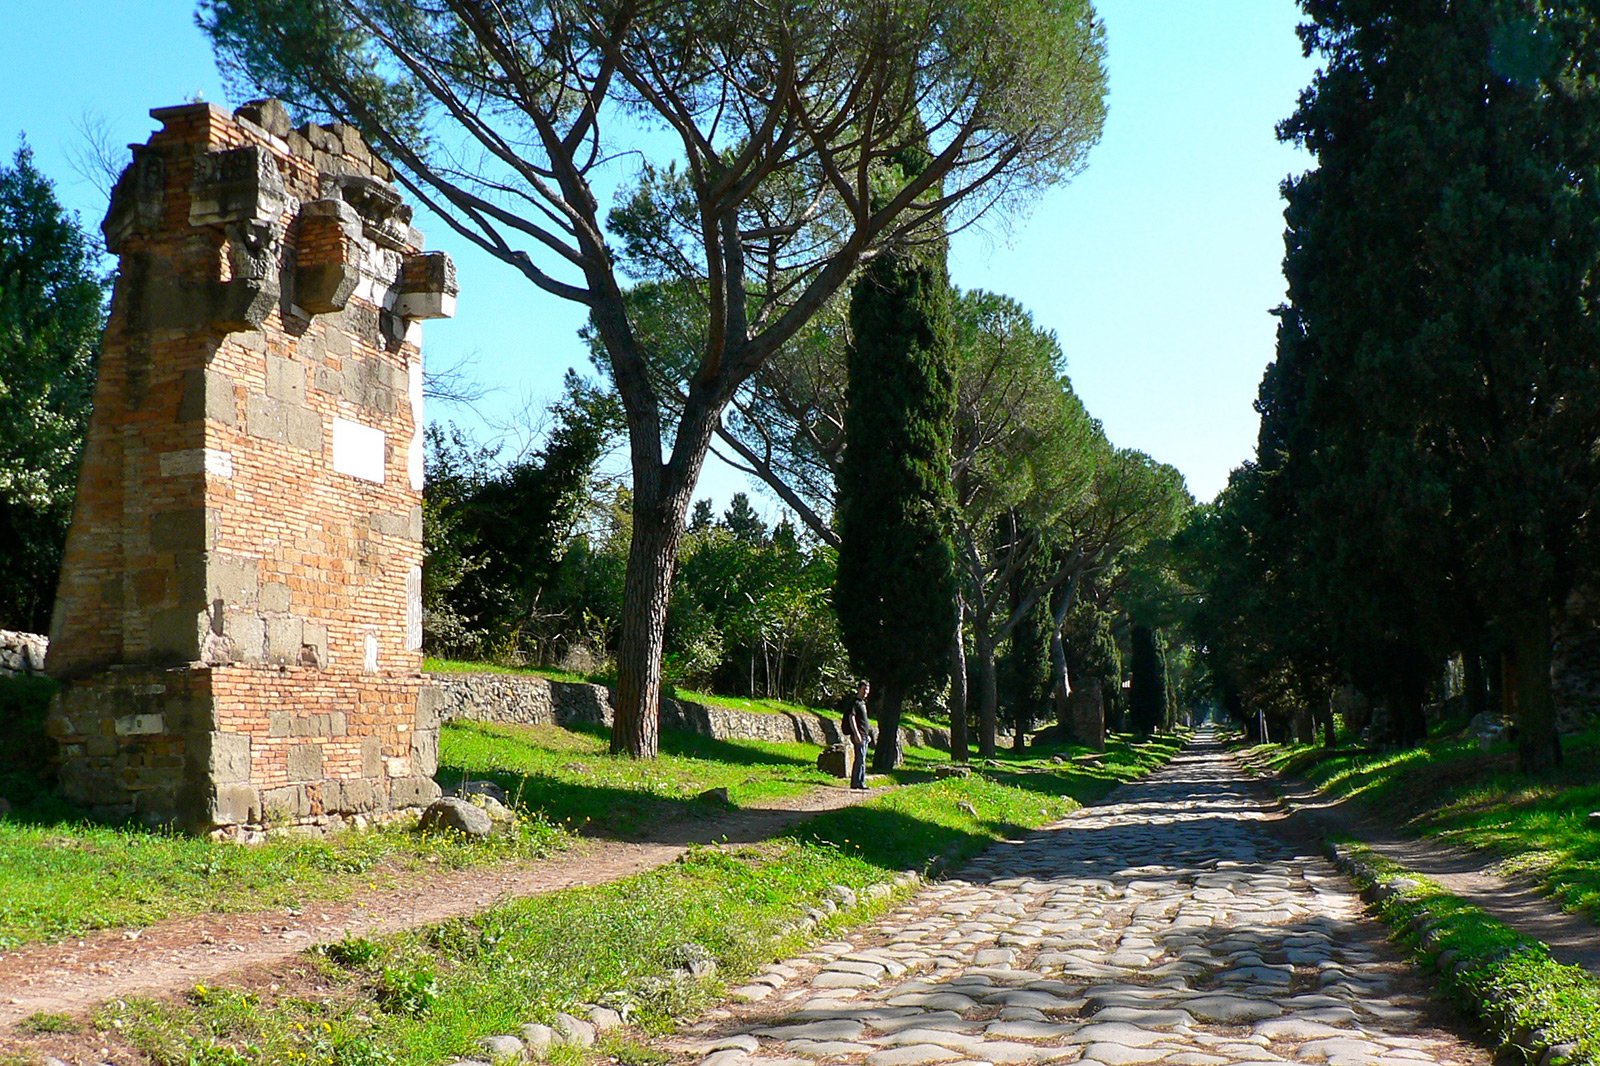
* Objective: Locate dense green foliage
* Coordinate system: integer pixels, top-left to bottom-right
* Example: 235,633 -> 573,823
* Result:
423,374 -> 623,661
0,145 -> 104,631
1186,0 -> 1600,764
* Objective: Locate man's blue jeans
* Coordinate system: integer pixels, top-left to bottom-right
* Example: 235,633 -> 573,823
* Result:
850,739 -> 868,789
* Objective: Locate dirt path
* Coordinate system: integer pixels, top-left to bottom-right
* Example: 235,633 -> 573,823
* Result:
1250,752 -> 1600,976
0,782 -> 883,1028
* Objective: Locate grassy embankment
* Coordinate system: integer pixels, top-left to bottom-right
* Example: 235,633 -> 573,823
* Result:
1335,844 -> 1599,1066
1244,723 -> 1600,923
79,733 -> 1182,1066
0,672 -> 1177,955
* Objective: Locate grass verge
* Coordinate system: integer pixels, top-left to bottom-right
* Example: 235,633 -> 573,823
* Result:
88,743 -> 1182,1066
1243,724 -> 1600,924
1331,842 -> 1598,1066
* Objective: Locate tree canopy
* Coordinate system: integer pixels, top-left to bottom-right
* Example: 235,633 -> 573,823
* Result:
203,0 -> 1110,756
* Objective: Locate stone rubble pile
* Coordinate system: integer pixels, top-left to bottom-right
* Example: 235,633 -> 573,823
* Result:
0,630 -> 48,677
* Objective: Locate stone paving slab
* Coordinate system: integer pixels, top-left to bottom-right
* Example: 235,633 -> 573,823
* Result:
665,730 -> 1489,1066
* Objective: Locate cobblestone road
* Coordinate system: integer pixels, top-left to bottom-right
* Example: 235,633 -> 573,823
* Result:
670,731 -> 1488,1066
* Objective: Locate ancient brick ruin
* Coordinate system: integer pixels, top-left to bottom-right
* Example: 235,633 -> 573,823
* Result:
45,100 -> 456,838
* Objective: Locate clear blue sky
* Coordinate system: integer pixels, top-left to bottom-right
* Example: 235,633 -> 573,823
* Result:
0,1 -> 1314,507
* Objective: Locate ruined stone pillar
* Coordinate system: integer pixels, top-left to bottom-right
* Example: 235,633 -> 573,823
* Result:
46,100 -> 457,838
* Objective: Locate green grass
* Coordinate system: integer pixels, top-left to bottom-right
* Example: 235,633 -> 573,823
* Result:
424,657 -> 595,685
437,719 -> 886,837
0,802 -> 565,952
0,717 -> 866,950
1246,724 -> 1600,923
1342,845 -> 1599,1066
93,741 -> 1183,1066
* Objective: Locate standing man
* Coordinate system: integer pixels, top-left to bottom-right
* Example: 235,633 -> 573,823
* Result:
846,680 -> 872,790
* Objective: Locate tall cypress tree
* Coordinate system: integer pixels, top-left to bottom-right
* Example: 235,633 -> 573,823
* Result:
1266,0 -> 1600,770
835,139 -> 959,771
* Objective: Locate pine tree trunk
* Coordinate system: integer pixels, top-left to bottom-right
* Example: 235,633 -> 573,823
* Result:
1463,649 -> 1487,722
975,634 -> 998,758
611,494 -> 685,757
1051,630 -> 1071,732
1388,652 -> 1427,748
949,603 -> 970,763
873,678 -> 905,771
1508,597 -> 1563,774
1317,693 -> 1336,748
609,406 -> 716,757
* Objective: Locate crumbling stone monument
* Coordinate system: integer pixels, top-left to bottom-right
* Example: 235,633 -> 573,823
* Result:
45,100 -> 457,838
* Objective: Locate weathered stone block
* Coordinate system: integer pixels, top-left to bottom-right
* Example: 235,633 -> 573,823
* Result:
390,775 -> 441,809
103,147 -> 165,253
340,777 -> 377,812
207,732 -> 252,783
262,784 -> 311,821
223,611 -> 266,661
149,607 -> 205,661
286,743 -> 323,782
178,368 -> 238,425
246,392 -> 287,443
190,145 -> 286,227
150,509 -> 211,552
259,582 -> 292,613
235,98 -> 291,139
361,735 -> 384,778
266,355 -> 306,404
397,251 -> 458,320
266,615 -> 304,663
210,783 -> 262,826
209,554 -> 259,607
285,404 -> 323,453
410,726 -> 438,777
269,711 -> 292,737
416,685 -> 444,729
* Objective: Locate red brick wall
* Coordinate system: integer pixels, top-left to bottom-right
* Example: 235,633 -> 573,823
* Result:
47,100 -> 455,837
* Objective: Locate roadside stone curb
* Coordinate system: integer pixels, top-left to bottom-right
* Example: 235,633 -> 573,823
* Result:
1325,841 -> 1589,1066
464,871 -> 921,1061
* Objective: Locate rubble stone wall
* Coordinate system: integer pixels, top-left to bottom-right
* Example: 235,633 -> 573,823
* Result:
429,672 -> 951,752
45,100 -> 456,838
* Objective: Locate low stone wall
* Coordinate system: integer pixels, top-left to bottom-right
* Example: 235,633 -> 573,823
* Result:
427,672 -> 950,752
0,630 -> 48,678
